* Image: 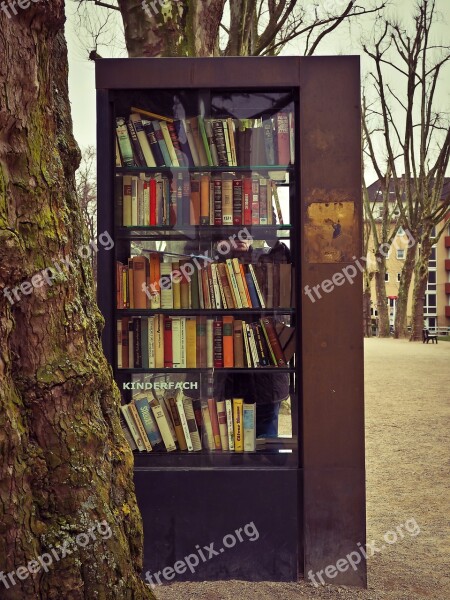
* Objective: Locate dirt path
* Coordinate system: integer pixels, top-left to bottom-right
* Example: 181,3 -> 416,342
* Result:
154,338 -> 450,600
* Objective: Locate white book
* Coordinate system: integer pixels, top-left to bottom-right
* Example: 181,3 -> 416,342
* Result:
150,398 -> 176,452
176,394 -> 194,451
247,323 -> 260,367
216,400 -> 229,451
211,264 -> 222,309
182,397 -> 202,451
225,399 -> 235,451
147,316 -> 155,368
137,178 -> 144,226
130,113 -> 156,167
206,318 -> 214,368
143,177 -> 150,226
243,403 -> 256,452
201,400 -> 215,450
159,121 -> 179,167
131,176 -> 138,226
242,320 -> 252,367
160,262 -> 173,309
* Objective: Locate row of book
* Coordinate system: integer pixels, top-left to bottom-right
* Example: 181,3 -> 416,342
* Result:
116,256 -> 293,311
118,172 -> 285,227
117,315 -> 295,369
121,393 -> 257,453
116,108 -> 294,170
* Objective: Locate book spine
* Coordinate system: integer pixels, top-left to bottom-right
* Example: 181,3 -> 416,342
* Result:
127,120 -> 145,166
272,181 -> 284,225
213,318 -> 223,368
248,264 -> 266,308
221,175 -> 233,225
261,317 -> 287,367
210,264 -> 222,309
133,318 -> 142,368
289,112 -> 295,164
149,399 -> 177,452
116,117 -> 135,167
168,396 -> 188,450
152,120 -> 172,166
233,398 -> 244,452
200,400 -> 215,450
259,178 -> 268,225
119,413 -> 137,451
222,315 -> 234,368
233,259 -> 249,308
225,399 -> 235,450
183,397 -> 202,451
243,176 -> 252,225
226,259 -> 242,308
243,403 -> 256,452
154,313 -> 164,368
262,116 -> 275,165
130,114 -> 156,167
204,119 -> 219,166
116,319 -> 122,369
232,178 -> 243,225
198,116 -> 213,166
185,317 -> 197,367
247,323 -> 260,367
171,316 -> 181,367
233,319 -> 244,368
173,119 -> 194,166
252,322 -> 269,366
196,316 -> 207,368
207,398 -> 222,450
134,398 -> 163,446
148,316 -> 155,368
128,403 -> 152,451
251,177 -> 260,225
216,400 -> 229,451
213,177 -> 222,226
160,263 -> 174,309
200,174 -> 210,225
160,121 -> 179,166
163,316 -> 173,368
184,119 -> 200,166
142,120 -> 165,166
276,112 -> 290,165
190,177 -> 200,225
206,318 -> 214,368
120,405 -> 145,451
212,119 -> 228,166
176,396 -> 193,451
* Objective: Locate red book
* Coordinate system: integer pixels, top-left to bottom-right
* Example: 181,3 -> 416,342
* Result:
149,178 -> 157,226
222,315 -> 234,368
232,179 -> 243,225
243,176 -> 252,225
213,178 -> 222,226
164,317 -> 173,368
251,177 -> 260,225
276,112 -> 290,165
213,319 -> 223,368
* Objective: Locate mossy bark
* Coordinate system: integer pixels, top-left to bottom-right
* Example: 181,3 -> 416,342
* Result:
0,3 -> 154,598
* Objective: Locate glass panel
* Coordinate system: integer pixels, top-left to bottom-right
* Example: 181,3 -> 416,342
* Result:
113,88 -> 298,461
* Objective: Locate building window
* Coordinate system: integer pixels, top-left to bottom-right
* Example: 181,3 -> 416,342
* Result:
385,273 -> 389,282
397,273 -> 401,282
430,226 -> 436,238
428,247 -> 436,268
427,270 -> 436,290
397,226 -> 405,236
376,206 -> 384,219
397,249 -> 405,259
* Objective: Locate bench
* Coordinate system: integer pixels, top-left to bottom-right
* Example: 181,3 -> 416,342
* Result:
422,329 -> 438,344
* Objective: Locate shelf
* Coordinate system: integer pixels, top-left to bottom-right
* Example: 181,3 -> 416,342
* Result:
116,224 -> 292,241
116,165 -> 293,174
116,308 -> 295,316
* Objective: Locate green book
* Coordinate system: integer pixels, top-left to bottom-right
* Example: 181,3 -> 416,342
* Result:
198,116 -> 213,166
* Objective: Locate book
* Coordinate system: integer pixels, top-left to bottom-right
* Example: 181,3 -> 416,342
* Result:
163,316 -> 173,368
251,177 -> 260,225
119,413 -> 136,451
149,398 -> 177,452
185,317 -> 197,368
207,398 -> 222,450
120,404 -> 145,451
182,397 -> 202,451
116,117 -> 134,167
154,313 -> 164,369
248,264 -> 266,308
206,318 -> 214,368
151,120 -> 172,166
131,107 -> 174,123
175,393 -> 193,451
167,394 -> 188,450
213,318 -> 224,368
221,174 -> 233,225
262,116 -> 275,165
200,400 -> 215,450
200,174 -> 210,225
130,113 -> 156,167
222,315 -> 234,368
198,116 -> 213,166
261,317 -> 287,367
123,175 -> 132,226
233,319 -> 245,368
128,403 -> 152,451
233,398 -> 244,452
184,118 -> 200,166
216,400 -> 229,451
276,112 -> 290,165
225,399 -> 235,451
243,403 -> 256,451
134,397 -> 163,447
142,120 -> 166,166
232,179 -> 243,225
160,263 -> 173,309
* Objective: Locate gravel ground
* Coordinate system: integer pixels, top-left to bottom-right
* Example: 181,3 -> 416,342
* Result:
154,338 -> 450,600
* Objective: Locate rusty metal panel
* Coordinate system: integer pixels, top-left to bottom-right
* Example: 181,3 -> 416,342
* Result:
299,56 -> 366,586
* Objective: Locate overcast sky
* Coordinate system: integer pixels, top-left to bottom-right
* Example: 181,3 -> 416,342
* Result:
66,0 -> 450,183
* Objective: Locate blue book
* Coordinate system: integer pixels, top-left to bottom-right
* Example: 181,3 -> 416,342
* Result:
152,121 -> 172,166
245,272 -> 260,308
134,397 -> 163,447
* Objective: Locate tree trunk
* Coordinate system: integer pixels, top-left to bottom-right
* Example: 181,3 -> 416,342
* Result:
409,236 -> 433,341
119,0 -> 225,57
0,4 -> 153,599
373,256 -> 390,337
394,241 -> 416,338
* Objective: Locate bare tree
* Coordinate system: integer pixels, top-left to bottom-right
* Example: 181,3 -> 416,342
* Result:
76,146 -> 98,277
77,0 -> 385,58
362,0 -> 450,340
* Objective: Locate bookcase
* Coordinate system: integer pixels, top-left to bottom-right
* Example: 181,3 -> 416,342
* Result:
96,57 -> 366,587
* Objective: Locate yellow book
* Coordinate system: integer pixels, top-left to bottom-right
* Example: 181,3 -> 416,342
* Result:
131,106 -> 174,123
233,398 -> 244,452
186,317 -> 197,368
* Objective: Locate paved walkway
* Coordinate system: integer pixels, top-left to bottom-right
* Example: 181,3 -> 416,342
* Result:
154,338 -> 450,600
